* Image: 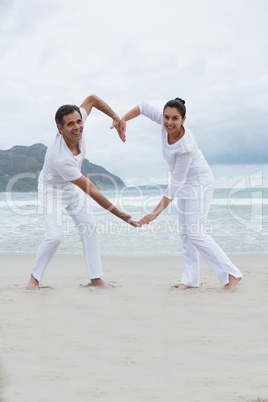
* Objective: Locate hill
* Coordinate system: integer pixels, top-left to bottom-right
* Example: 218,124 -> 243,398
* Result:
0,143 -> 125,192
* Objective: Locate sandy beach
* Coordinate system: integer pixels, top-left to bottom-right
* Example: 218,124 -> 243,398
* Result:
0,254 -> 268,402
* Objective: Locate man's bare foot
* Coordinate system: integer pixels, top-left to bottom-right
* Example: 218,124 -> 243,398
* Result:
220,275 -> 242,293
26,274 -> 40,290
90,278 -> 114,288
173,284 -> 197,290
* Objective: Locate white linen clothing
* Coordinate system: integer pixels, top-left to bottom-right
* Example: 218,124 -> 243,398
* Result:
32,186 -> 102,281
32,107 -> 103,281
139,102 -> 214,199
139,102 -> 243,286
177,188 -> 242,286
38,107 -> 87,191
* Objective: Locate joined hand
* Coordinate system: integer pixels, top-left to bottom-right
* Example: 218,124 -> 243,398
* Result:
138,212 -> 158,226
119,119 -> 126,142
110,116 -> 121,137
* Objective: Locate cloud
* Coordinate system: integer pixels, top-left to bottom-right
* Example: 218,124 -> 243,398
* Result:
0,0 -> 268,184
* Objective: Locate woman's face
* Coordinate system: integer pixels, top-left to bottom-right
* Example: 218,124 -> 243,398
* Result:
163,107 -> 186,135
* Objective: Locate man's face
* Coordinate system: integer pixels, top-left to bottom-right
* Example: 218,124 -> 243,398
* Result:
58,111 -> 84,143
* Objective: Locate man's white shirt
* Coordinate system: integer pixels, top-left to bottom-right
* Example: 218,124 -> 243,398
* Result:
39,108 -> 87,190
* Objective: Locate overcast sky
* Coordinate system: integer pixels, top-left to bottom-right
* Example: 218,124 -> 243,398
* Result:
1,0 -> 267,186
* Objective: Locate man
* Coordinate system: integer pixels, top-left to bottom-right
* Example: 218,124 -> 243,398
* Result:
27,94 -> 139,290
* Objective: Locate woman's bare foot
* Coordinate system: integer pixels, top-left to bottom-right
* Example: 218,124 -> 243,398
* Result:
26,274 -> 40,290
90,278 -> 114,288
220,275 -> 242,293
174,284 -> 197,290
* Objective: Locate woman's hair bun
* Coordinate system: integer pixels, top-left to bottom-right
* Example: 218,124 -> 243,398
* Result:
163,97 -> 186,117
175,97 -> 185,105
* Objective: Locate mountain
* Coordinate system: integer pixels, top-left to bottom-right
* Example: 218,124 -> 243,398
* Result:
0,143 -> 125,192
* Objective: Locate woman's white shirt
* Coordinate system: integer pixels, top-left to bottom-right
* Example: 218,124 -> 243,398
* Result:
139,102 -> 214,199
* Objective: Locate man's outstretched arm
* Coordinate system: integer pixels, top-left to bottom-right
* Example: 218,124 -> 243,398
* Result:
71,175 -> 140,227
80,94 -> 120,136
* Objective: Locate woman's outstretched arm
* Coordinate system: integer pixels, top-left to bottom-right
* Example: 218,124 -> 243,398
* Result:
119,106 -> 141,142
138,196 -> 172,226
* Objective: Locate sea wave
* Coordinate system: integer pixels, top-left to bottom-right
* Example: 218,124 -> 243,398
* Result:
0,190 -> 267,255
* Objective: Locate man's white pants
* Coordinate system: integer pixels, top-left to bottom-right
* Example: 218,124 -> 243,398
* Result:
177,186 -> 243,287
32,186 -> 103,282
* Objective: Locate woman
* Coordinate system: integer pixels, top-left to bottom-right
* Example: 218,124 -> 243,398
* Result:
120,98 -> 243,292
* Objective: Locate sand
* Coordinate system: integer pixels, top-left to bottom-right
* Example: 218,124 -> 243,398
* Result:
0,254 -> 268,402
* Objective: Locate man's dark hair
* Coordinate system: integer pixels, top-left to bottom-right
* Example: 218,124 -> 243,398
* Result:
55,104 -> 82,127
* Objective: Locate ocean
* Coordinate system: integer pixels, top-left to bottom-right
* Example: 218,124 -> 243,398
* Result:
0,186 -> 267,256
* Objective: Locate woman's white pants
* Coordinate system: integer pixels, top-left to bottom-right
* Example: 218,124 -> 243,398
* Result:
32,186 -> 103,282
177,186 -> 243,287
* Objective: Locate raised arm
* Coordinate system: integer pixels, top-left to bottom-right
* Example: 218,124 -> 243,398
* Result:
120,102 -> 163,142
71,175 -> 140,227
119,105 -> 141,142
80,94 -> 120,137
